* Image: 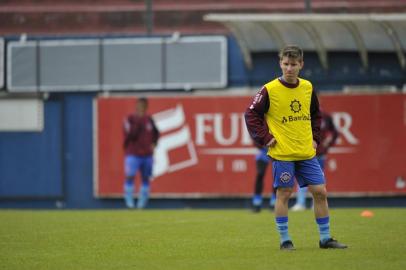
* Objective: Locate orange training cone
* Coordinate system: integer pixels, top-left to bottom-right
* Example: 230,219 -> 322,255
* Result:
360,210 -> 374,217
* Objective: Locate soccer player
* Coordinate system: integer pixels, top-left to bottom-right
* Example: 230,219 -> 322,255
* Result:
251,146 -> 276,213
123,97 -> 160,209
244,45 -> 347,250
291,109 -> 339,211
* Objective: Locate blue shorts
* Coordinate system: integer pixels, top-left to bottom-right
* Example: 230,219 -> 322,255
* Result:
125,155 -> 153,183
272,157 -> 325,189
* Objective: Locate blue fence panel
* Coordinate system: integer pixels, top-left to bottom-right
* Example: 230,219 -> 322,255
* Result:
62,93 -> 113,208
0,99 -> 63,198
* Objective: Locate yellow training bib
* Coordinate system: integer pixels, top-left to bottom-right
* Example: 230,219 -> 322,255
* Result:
264,78 -> 316,161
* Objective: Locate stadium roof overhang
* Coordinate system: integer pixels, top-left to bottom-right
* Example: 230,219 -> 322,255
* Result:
204,13 -> 406,70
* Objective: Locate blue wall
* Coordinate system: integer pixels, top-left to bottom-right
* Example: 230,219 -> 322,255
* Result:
0,93 -> 104,208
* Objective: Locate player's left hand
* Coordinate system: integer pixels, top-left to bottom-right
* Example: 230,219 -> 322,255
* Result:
312,140 -> 318,149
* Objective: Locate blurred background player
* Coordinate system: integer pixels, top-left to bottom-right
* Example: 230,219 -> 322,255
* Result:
291,108 -> 339,211
123,97 -> 160,209
252,147 -> 276,212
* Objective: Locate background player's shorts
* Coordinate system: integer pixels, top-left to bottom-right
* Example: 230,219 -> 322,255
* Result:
272,157 -> 325,189
317,155 -> 326,170
125,155 -> 153,182
256,147 -> 271,163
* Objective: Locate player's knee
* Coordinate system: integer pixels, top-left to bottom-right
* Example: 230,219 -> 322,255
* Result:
277,188 -> 293,201
312,189 -> 327,201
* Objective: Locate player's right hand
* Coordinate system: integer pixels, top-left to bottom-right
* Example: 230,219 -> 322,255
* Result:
267,138 -> 277,147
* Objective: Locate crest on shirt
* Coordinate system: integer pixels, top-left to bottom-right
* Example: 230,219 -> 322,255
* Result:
280,172 -> 292,183
290,99 -> 301,113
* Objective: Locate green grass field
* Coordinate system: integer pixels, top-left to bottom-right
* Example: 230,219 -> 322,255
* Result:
1,208 -> 405,270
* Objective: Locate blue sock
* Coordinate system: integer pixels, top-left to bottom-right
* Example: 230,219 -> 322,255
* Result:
124,181 -> 135,208
296,186 -> 307,207
252,194 -> 262,206
275,216 -> 291,243
137,184 -> 150,209
316,216 -> 331,243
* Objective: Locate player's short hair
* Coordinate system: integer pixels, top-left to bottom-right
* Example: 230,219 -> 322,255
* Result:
279,45 -> 303,61
137,97 -> 148,105
136,97 -> 149,110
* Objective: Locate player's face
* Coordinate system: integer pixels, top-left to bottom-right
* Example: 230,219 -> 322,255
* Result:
279,56 -> 303,83
136,101 -> 148,115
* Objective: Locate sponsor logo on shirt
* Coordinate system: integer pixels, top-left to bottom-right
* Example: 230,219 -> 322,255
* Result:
282,114 -> 311,124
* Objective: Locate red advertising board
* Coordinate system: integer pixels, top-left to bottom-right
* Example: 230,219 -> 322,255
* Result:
94,93 -> 406,197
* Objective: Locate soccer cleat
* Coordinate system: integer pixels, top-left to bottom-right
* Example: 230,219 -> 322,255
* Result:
137,185 -> 150,209
252,195 -> 262,212
251,205 -> 261,213
291,204 -> 306,211
124,196 -> 134,209
319,238 -> 348,249
280,240 -> 296,251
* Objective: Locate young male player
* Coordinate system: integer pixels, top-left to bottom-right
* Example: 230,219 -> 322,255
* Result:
245,45 -> 347,250
123,97 -> 160,209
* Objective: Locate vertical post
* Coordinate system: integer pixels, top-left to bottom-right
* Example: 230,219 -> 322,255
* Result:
36,39 -> 41,92
305,0 -> 312,13
145,0 -> 153,35
161,38 -> 166,89
98,39 -> 104,91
